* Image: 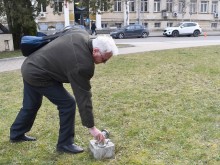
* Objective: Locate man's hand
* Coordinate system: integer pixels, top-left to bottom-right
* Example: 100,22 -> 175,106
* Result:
89,126 -> 105,143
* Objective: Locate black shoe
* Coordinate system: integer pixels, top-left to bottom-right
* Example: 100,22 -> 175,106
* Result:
57,144 -> 84,154
10,135 -> 36,143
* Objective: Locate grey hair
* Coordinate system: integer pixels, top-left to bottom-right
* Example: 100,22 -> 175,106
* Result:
92,35 -> 119,55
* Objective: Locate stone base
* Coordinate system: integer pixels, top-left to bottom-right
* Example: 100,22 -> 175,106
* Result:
89,139 -> 115,160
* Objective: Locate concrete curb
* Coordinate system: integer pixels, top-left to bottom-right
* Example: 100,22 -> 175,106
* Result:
148,31 -> 220,37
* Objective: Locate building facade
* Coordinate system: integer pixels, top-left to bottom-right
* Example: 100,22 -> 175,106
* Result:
36,0 -> 220,32
0,34 -> 14,52
0,24 -> 14,52
35,0 -> 75,32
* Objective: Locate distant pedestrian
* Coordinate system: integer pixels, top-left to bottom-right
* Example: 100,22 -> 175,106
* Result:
91,22 -> 97,35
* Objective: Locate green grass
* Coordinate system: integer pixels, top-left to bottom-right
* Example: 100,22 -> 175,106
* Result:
0,45 -> 129,59
0,44 -> 132,59
0,50 -> 22,59
0,46 -> 220,164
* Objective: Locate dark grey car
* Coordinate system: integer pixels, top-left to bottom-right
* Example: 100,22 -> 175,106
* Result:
110,24 -> 149,39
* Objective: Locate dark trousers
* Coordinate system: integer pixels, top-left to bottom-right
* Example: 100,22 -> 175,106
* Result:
91,29 -> 96,35
10,80 -> 76,147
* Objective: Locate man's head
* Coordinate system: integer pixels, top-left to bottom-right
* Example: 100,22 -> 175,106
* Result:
92,36 -> 118,64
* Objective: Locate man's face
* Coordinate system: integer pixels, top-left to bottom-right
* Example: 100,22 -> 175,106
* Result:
92,48 -> 113,64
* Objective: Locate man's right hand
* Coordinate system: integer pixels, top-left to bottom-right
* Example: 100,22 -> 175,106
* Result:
89,126 -> 105,143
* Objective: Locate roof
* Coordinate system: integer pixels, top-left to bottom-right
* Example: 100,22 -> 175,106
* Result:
0,23 -> 9,34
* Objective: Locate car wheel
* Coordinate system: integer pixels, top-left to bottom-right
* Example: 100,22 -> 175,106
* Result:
141,32 -> 148,38
118,33 -> 124,39
172,30 -> 179,37
193,30 -> 200,37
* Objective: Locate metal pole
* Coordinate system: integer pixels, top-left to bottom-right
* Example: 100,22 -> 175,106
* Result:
137,0 -> 140,24
64,0 -> 70,27
124,0 -> 130,26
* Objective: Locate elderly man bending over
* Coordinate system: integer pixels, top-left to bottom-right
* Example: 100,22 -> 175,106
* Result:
10,28 -> 118,154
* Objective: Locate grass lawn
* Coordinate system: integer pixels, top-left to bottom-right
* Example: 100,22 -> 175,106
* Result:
0,45 -> 131,59
0,50 -> 22,59
0,46 -> 220,165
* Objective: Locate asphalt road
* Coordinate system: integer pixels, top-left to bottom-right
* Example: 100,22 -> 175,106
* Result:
116,35 -> 220,54
118,35 -> 220,42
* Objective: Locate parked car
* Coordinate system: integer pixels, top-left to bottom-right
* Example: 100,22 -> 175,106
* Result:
53,25 -> 88,36
110,24 -> 149,39
163,22 -> 202,37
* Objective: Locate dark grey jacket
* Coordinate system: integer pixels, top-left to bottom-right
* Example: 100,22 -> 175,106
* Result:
21,29 -> 95,128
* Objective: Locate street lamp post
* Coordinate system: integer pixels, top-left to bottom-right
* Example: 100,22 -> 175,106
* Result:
124,0 -> 130,26
96,10 -> 102,29
64,0 -> 70,27
136,0 -> 141,24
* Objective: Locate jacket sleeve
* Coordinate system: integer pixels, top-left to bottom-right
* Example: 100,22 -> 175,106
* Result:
67,68 -> 95,128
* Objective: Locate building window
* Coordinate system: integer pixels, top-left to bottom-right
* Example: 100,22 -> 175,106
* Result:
114,0 -> 121,12
167,22 -> 173,27
178,0 -> 186,13
154,22 -> 161,27
129,0 -> 135,12
141,0 -> 148,12
4,40 -> 9,51
101,23 -> 108,28
211,22 -> 217,28
56,23 -> 64,30
200,1 -> 208,13
212,1 -> 218,13
39,23 -> 48,31
154,0 -> 160,12
190,0 -> 197,13
143,22 -> 148,27
115,23 -> 122,28
166,0 -> 173,12
54,0 -> 63,13
98,0 -> 108,11
38,0 -> 47,12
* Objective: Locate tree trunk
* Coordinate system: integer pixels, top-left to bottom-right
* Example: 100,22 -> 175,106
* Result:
3,0 -> 37,50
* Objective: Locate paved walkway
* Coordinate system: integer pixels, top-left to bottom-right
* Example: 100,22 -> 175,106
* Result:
118,39 -> 220,54
1,31 -> 220,73
0,56 -> 26,72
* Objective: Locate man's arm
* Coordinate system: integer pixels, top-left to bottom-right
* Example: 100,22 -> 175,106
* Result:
68,70 -> 94,128
68,70 -> 105,142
